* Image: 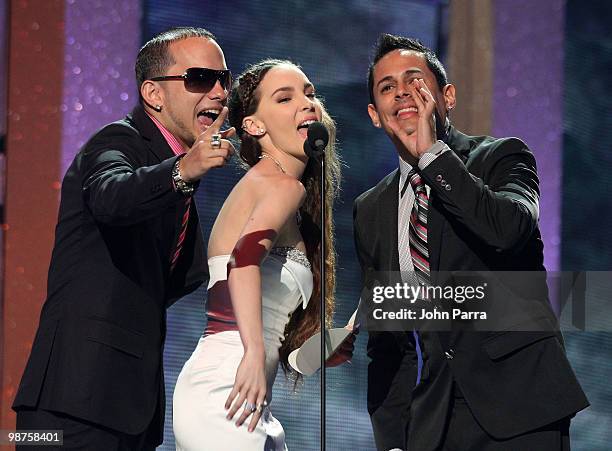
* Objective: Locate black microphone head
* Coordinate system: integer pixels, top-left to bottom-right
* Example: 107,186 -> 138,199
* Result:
304,121 -> 329,158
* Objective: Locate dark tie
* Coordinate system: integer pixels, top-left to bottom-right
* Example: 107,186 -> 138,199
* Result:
170,198 -> 191,272
408,169 -> 430,286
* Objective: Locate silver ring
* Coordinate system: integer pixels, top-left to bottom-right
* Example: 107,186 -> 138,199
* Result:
244,401 -> 257,412
211,133 -> 222,149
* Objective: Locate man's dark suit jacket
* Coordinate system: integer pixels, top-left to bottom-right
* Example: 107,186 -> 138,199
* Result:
13,105 -> 207,445
353,126 -> 589,451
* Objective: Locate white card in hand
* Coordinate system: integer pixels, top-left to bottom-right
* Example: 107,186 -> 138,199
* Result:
288,309 -> 358,376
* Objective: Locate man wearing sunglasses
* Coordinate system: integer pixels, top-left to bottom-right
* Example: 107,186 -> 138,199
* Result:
13,27 -> 235,450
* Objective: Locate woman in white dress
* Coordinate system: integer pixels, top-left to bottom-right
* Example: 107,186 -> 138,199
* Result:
173,59 -> 347,450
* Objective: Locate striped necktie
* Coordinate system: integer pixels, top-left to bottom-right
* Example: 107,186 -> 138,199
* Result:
170,198 -> 191,272
401,169 -> 428,386
408,169 -> 430,286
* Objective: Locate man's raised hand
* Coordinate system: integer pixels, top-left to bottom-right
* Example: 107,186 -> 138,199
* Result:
179,106 -> 236,182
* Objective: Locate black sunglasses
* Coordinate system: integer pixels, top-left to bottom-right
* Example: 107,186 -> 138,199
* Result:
151,67 -> 232,93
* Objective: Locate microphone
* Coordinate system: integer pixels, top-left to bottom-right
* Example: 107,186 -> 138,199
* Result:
303,121 -> 328,158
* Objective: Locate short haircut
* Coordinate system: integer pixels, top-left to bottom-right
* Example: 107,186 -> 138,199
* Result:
367,33 -> 448,104
135,27 -> 216,101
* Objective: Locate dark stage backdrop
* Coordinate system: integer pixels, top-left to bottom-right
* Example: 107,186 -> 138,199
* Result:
142,1 -> 447,449
560,0 -> 612,448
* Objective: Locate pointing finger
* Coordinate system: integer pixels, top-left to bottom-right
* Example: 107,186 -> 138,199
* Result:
207,106 -> 229,135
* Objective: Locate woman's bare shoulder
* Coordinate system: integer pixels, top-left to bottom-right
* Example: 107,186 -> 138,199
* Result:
258,174 -> 304,207
244,168 -> 305,203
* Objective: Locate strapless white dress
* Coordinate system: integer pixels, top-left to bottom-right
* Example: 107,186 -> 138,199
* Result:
173,248 -> 313,451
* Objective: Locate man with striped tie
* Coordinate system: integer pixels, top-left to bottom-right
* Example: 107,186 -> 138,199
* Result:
353,33 -> 588,451
13,27 -> 235,450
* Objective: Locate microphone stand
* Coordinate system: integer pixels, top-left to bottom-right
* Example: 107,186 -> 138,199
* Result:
304,122 -> 330,450
320,153 -> 326,451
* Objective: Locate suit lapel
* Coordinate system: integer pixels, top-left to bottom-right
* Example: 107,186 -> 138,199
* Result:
377,170 -> 401,272
445,125 -> 472,164
129,105 -> 188,267
427,194 -> 444,279
129,105 -> 175,163
427,126 -> 471,279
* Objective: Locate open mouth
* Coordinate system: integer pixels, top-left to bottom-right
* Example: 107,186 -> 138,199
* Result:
298,118 -> 317,139
396,106 -> 418,119
297,119 -> 316,130
297,119 -> 316,139
197,109 -> 220,128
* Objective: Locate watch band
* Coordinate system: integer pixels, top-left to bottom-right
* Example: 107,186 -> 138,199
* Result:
172,156 -> 195,197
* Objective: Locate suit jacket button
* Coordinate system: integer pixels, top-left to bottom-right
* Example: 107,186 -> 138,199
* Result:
444,349 -> 455,359
436,174 -> 443,182
445,184 -> 452,191
441,180 -> 447,187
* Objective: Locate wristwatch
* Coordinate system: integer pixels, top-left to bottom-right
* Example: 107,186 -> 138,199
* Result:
172,156 -> 195,197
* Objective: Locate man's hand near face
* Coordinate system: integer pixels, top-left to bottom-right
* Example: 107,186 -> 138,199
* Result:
385,78 -> 437,160
179,106 -> 236,182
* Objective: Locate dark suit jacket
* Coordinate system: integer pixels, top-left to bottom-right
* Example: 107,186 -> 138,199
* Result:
13,105 -> 207,444
353,126 -> 589,451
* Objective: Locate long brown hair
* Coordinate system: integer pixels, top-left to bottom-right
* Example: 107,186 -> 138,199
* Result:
228,59 -> 340,376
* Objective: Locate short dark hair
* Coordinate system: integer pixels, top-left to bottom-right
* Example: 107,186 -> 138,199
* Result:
135,27 -> 216,101
367,33 -> 448,105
